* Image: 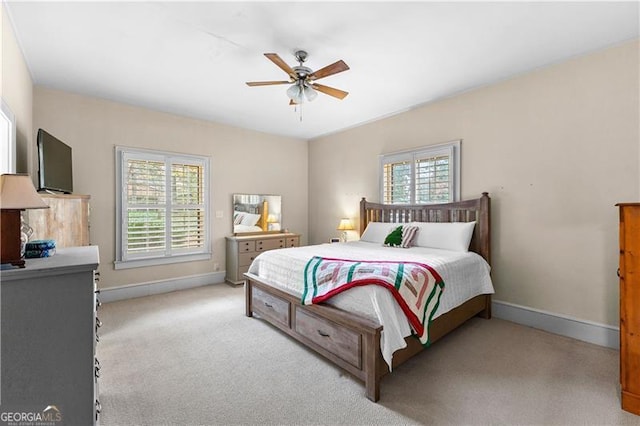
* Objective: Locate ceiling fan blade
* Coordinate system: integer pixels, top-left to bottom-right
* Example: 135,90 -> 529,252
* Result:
311,83 -> 349,100
264,53 -> 296,78
246,81 -> 291,87
309,60 -> 349,80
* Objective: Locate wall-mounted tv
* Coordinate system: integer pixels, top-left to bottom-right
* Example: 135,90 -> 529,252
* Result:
37,129 -> 73,194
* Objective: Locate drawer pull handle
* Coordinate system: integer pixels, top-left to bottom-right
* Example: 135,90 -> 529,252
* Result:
96,318 -> 103,328
264,302 -> 274,309
317,330 -> 330,338
617,268 -> 621,278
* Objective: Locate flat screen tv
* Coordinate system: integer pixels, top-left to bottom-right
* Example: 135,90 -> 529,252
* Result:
37,129 -> 73,194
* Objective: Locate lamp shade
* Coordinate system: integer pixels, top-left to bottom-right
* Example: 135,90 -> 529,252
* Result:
286,84 -> 304,104
0,174 -> 49,210
287,82 -> 318,104
303,84 -> 318,102
337,218 -> 355,231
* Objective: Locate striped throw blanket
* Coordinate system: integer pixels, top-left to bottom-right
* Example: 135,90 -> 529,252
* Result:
302,256 -> 445,346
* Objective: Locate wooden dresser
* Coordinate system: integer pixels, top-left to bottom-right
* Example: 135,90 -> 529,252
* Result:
26,193 -> 91,247
617,203 -> 640,416
225,233 -> 300,285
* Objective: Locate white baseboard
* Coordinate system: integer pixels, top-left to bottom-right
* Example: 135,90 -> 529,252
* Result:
492,299 -> 619,350
100,280 -> 619,349
99,271 -> 226,303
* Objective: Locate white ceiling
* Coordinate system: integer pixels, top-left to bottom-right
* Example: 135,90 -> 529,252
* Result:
5,1 -> 639,140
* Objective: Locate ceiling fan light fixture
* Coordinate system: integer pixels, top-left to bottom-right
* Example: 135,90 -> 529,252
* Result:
248,50 -> 349,108
286,83 -> 304,104
303,84 -> 318,102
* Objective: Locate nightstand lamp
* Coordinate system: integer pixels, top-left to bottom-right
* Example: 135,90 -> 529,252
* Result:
337,218 -> 355,242
0,174 -> 49,267
267,214 -> 281,231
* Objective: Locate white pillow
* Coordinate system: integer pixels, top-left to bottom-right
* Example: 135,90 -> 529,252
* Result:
360,222 -> 398,244
240,212 -> 261,227
410,221 -> 476,252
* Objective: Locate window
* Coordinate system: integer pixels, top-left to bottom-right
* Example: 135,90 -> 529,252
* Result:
0,99 -> 16,174
380,140 -> 460,204
115,146 -> 211,269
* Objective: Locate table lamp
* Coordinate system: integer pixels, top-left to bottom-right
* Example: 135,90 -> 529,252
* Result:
267,214 -> 280,231
337,218 -> 355,242
1,174 -> 49,267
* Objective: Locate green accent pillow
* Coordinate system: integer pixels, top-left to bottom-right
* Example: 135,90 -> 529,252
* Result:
384,226 -> 404,247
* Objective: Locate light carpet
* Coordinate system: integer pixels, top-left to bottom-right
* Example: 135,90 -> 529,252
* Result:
97,284 -> 639,425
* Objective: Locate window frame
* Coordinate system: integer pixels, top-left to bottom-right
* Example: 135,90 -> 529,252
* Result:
0,98 -> 16,174
379,140 -> 461,205
115,146 -> 211,270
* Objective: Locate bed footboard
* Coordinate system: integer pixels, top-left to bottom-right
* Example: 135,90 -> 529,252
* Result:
245,273 -> 490,401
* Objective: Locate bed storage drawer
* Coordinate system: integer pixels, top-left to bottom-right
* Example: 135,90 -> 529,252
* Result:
295,308 -> 361,369
256,238 -> 285,251
252,286 -> 290,327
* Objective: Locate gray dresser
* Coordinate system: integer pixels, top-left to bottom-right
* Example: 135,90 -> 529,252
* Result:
225,233 -> 300,285
0,246 -> 101,425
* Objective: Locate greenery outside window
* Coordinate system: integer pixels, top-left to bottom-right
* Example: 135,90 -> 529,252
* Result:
380,140 -> 460,204
115,146 -> 211,269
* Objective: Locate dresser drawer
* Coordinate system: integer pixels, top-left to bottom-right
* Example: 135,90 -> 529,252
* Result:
256,238 -> 285,251
295,308 -> 361,368
252,287 -> 290,327
238,265 -> 250,277
238,252 -> 258,267
238,241 -> 256,253
286,237 -> 300,248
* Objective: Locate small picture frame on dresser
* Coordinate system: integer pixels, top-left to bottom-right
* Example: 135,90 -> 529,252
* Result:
329,238 -> 340,243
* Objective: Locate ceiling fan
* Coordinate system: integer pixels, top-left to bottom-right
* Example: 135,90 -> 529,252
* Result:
246,50 -> 349,105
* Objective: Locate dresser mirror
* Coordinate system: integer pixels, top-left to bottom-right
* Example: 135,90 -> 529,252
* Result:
233,194 -> 282,235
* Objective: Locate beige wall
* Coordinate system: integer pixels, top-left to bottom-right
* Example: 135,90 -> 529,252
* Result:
308,40 -> 640,327
1,4 -> 33,173
34,87 -> 308,288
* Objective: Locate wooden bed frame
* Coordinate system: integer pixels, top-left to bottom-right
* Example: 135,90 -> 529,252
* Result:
245,193 -> 491,401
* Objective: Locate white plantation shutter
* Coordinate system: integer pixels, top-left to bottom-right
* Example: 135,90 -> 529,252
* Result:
126,157 -> 167,254
382,159 -> 412,204
170,162 -> 206,250
380,141 -> 460,204
415,153 -> 451,203
116,147 -> 210,269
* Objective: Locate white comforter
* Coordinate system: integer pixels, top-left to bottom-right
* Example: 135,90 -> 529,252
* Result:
247,241 -> 494,368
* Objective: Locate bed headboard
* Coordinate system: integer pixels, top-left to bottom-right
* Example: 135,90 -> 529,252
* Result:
359,192 -> 491,265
